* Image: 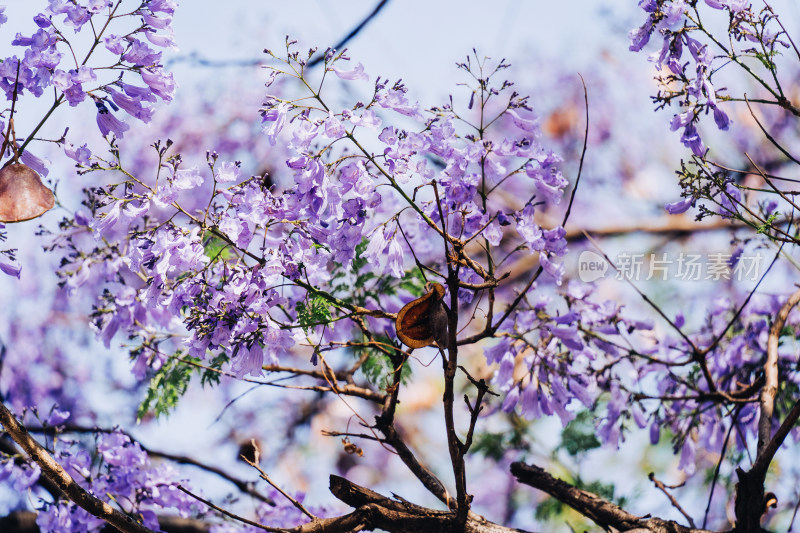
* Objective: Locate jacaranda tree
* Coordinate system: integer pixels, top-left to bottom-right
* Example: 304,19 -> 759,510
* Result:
1,1 -> 800,532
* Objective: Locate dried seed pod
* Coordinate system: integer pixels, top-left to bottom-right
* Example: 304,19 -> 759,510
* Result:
0,163 -> 55,223
395,282 -> 449,349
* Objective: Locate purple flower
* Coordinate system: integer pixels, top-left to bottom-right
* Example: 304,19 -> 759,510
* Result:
145,30 -> 177,50
91,200 -> 122,240
0,261 -> 21,279
123,39 -> 162,66
379,126 -> 398,145
323,111 -> 345,138
143,12 -> 173,29
678,436 -> 696,473
711,104 -> 730,130
120,81 -> 157,102
719,182 -> 741,217
344,108 -> 382,130
664,197 -> 693,214
13,463 -> 41,491
628,15 -> 654,51
386,238 -> 404,278
725,0 -> 749,13
64,142 -> 91,164
650,420 -> 661,444
95,101 -> 130,138
679,123 -> 705,156
108,88 -> 153,122
262,102 -> 290,146
0,7 -> 6,26
520,382 -> 541,418
516,203 -> 544,250
507,109 -> 540,134
47,408 -> 70,425
232,344 -> 265,378
670,111 -> 692,131
173,166 -> 204,190
376,88 -> 420,118
483,220 -> 502,246
501,386 -> 520,413
19,149 -> 49,176
216,161 -> 242,183
0,461 -> 13,482
87,0 -> 112,13
332,61 -> 368,81
104,34 -> 125,54
549,324 -> 583,350
140,67 -> 177,101
540,252 -> 564,285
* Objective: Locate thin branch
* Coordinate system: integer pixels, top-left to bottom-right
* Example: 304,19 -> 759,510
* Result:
702,407 -> 738,529
307,0 -> 391,68
177,485 -> 279,533
242,457 -> 316,521
744,95 -> 800,166
649,472 -> 695,528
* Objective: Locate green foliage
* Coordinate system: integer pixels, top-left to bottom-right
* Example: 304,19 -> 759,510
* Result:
137,356 -> 197,421
558,411 -> 601,456
473,416 -> 530,461
295,295 -> 332,334
327,238 -> 430,386
359,345 -> 412,387
752,49 -> 778,70
201,353 -> 227,387
203,233 -> 236,262
757,212 -> 780,235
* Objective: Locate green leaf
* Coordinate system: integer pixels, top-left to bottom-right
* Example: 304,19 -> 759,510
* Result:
296,295 -> 332,333
137,356 -> 195,421
203,233 -> 235,262
756,211 -> 780,235
559,410 -> 601,456
359,339 -> 412,386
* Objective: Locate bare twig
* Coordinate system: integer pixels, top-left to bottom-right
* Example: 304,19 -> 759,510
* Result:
649,472 -> 695,528
242,456 -> 316,521
307,0 -> 391,68
177,485 -> 279,532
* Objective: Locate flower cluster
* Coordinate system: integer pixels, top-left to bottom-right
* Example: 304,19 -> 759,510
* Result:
55,45 -> 572,395
629,0 -> 795,224
32,429 -> 202,532
0,0 -> 179,278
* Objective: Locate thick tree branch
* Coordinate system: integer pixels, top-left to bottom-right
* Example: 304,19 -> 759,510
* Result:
26,424 -> 276,506
0,403 -> 158,533
329,475 -> 532,533
0,511 -> 211,533
757,288 -> 800,456
511,462 -> 716,533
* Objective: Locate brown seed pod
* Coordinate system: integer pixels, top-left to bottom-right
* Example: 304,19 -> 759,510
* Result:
395,282 -> 448,349
0,163 -> 55,223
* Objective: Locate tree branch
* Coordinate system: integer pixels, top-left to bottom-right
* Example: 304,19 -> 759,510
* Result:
757,287 -> 800,456
0,402 -> 158,533
511,462 -> 716,533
